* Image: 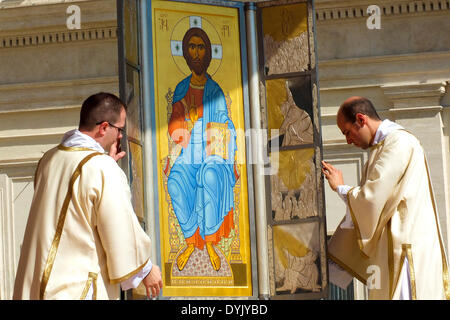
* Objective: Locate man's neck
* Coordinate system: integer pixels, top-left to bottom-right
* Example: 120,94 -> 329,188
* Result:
79,129 -> 105,148
79,129 -> 96,140
368,120 -> 383,146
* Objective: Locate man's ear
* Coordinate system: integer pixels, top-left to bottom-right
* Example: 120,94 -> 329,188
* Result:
355,113 -> 367,126
98,122 -> 108,137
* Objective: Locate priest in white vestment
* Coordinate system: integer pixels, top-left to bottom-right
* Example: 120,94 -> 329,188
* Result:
13,92 -> 163,300
323,96 -> 449,300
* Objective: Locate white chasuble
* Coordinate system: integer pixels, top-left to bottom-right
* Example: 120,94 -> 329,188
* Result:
13,145 -> 152,300
329,129 -> 449,300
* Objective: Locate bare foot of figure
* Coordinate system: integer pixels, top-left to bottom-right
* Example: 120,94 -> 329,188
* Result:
177,244 -> 195,271
206,242 -> 221,271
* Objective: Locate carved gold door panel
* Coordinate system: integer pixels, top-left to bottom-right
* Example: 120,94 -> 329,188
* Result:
257,0 -> 328,299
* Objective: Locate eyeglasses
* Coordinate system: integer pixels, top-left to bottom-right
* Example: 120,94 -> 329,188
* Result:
96,121 -> 125,134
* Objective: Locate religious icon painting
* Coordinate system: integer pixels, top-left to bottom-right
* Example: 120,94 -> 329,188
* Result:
151,1 -> 252,297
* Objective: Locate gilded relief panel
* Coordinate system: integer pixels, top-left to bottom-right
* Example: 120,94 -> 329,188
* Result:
266,77 -> 314,145
269,222 -> 323,295
260,0 -> 328,299
270,149 -> 318,222
261,2 -> 309,75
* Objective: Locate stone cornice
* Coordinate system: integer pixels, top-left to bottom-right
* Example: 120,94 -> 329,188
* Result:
0,0 -> 117,48
0,0 -> 89,9
382,80 -> 447,109
0,75 -> 117,91
0,26 -> 117,49
382,81 -> 447,100
315,0 -> 450,22
319,50 -> 450,67
0,0 -> 116,29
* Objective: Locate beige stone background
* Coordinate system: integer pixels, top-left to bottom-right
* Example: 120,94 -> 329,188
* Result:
0,0 -> 449,300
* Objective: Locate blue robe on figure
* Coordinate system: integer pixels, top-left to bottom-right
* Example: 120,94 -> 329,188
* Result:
167,74 -> 237,245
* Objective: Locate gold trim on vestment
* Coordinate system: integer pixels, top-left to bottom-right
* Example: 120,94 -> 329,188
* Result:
394,244 -> 407,300
424,156 -> 450,300
34,158 -> 42,189
80,272 -> 98,300
404,244 -> 417,300
328,252 -> 367,285
80,276 -> 92,300
39,152 -> 103,300
109,258 -> 150,284
387,220 -> 394,299
58,144 -> 103,152
391,244 -> 417,300
369,139 -> 385,150
92,272 -> 98,300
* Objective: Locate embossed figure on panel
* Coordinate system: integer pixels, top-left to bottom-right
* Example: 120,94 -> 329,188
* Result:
273,224 -> 321,294
279,82 -> 313,146
270,154 -> 318,222
277,250 -> 320,293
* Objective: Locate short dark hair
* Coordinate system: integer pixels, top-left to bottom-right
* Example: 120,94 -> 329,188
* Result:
78,92 -> 127,130
182,27 -> 212,72
340,97 -> 381,122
